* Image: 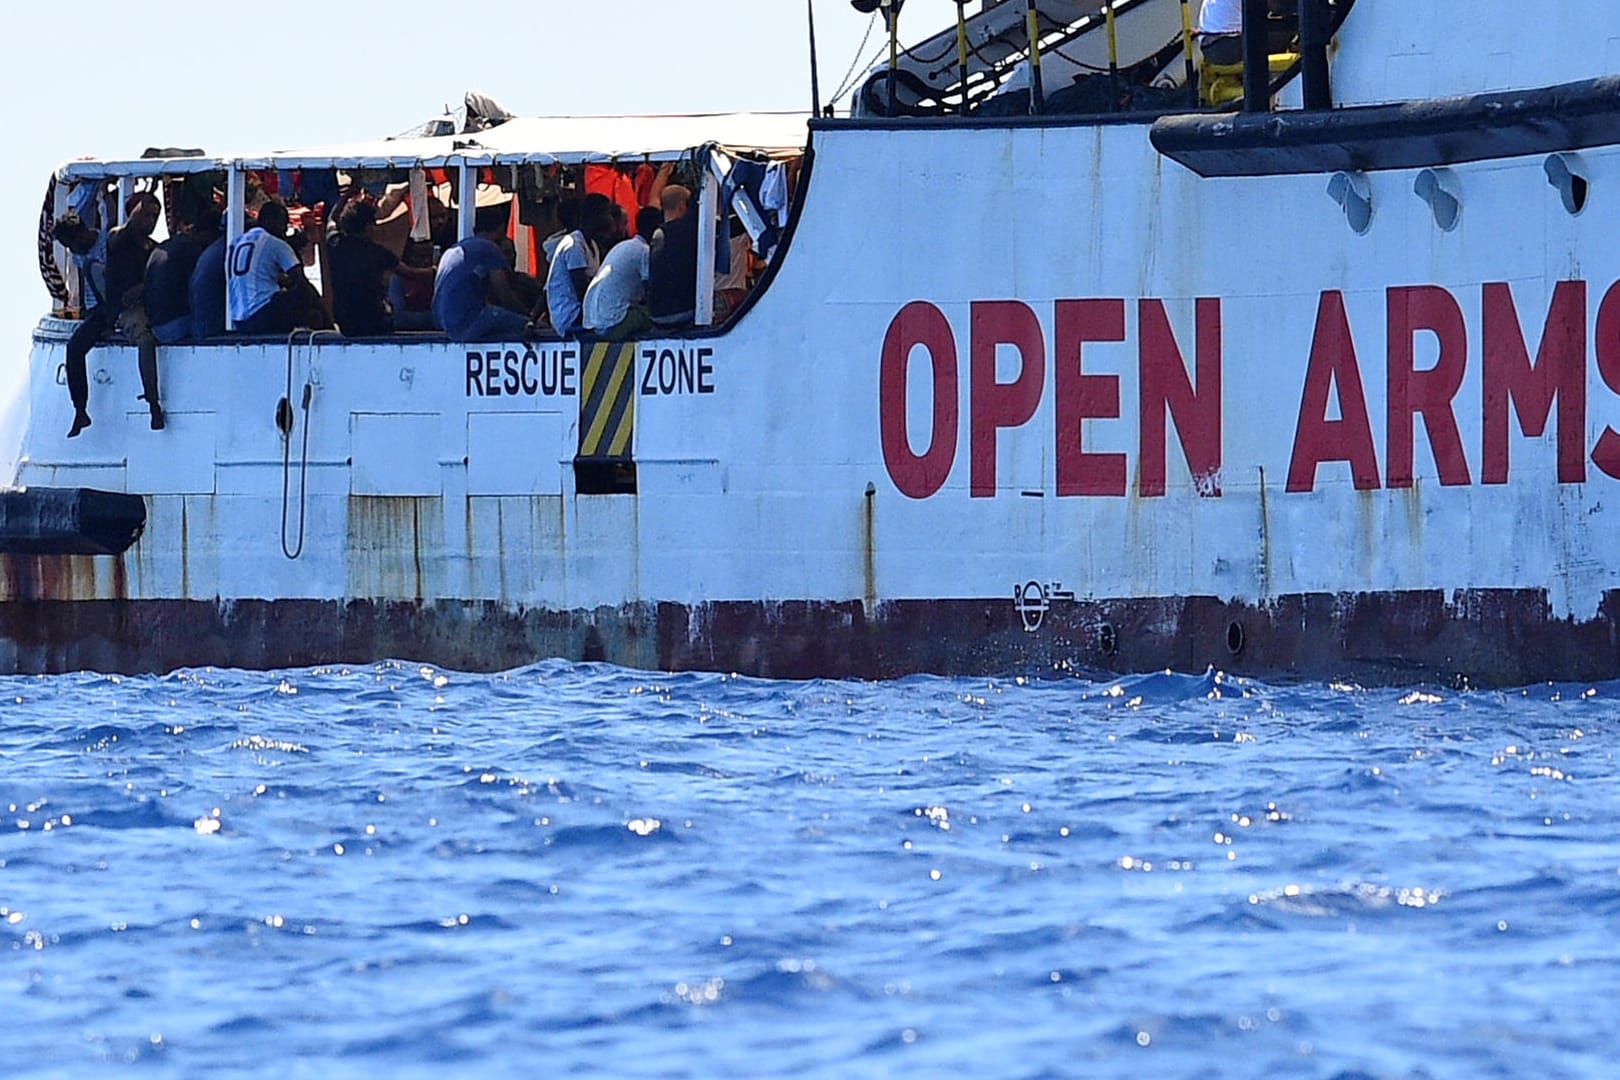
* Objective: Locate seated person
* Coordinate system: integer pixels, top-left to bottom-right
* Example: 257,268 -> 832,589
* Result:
542,196 -> 582,263
189,224 -> 229,338
646,185 -> 699,328
584,206 -> 662,341
543,194 -> 616,336
227,201 -> 323,334
431,202 -> 531,342
1198,0 -> 1243,66
714,217 -> 752,321
54,193 -> 166,436
329,198 -> 399,336
495,235 -> 544,314
1199,0 -> 1296,67
388,239 -> 438,331
145,205 -> 221,344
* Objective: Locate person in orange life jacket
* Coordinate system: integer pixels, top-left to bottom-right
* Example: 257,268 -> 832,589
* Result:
53,191 -> 165,437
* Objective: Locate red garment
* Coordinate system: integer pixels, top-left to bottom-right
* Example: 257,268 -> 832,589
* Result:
585,165 -> 639,229
633,163 -> 657,207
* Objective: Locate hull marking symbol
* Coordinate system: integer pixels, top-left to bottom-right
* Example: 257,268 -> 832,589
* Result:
1014,581 -> 1075,632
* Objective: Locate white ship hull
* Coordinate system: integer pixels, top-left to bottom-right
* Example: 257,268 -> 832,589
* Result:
7,1 -> 1620,682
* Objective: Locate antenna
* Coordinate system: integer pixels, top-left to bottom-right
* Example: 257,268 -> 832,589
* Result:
809,0 -> 823,116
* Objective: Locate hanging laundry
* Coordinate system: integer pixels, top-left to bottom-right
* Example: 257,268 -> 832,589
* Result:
761,163 -> 790,228
634,163 -> 658,207
584,164 -> 640,230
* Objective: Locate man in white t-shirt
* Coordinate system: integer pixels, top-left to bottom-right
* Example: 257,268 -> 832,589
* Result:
1198,0 -> 1244,65
583,206 -> 661,340
544,195 -> 616,335
227,201 -> 305,334
1200,0 -> 1296,67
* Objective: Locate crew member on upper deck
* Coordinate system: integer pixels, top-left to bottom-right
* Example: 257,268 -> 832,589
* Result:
1199,0 -> 1297,67
1198,0 -> 1244,66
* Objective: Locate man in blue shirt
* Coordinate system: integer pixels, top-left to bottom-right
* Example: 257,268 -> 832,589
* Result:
432,203 -> 531,342
188,227 -> 228,338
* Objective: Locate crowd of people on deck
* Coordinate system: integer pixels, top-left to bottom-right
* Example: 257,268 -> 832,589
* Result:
48,161 -> 781,435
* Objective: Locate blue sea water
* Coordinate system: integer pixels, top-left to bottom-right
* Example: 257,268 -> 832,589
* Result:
1,662 -> 1617,1079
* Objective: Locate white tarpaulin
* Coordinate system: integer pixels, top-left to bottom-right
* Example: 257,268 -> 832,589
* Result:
58,112 -> 810,178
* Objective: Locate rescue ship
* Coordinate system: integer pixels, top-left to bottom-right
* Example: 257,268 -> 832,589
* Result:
6,0 -> 1620,685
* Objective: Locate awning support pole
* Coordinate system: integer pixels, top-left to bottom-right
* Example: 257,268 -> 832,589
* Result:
225,166 -> 245,332
695,157 -> 719,328
456,160 -> 477,241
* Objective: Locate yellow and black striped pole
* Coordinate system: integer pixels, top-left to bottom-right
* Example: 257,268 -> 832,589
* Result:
1025,0 -> 1046,115
1105,2 -> 1121,110
1180,0 -> 1198,107
885,0 -> 900,116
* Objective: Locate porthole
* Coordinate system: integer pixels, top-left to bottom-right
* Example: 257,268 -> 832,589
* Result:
1098,623 -> 1119,657
1327,170 -> 1373,234
1544,153 -> 1589,216
1414,168 -> 1461,232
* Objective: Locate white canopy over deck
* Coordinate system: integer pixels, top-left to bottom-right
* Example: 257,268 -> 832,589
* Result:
55,112 -> 811,179
48,111 -> 811,331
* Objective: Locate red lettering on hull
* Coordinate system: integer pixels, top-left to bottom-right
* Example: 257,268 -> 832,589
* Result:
880,301 -> 958,500
1054,299 -> 1127,498
970,301 -> 1046,498
1386,285 -> 1471,488
1484,281 -> 1587,484
877,282 -> 1620,500
1288,291 -> 1381,493
1139,298 -> 1222,498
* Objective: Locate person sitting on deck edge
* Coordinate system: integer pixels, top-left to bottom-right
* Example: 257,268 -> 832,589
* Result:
52,191 -> 166,436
